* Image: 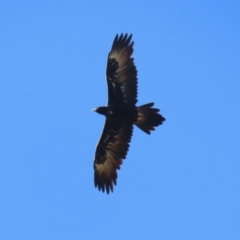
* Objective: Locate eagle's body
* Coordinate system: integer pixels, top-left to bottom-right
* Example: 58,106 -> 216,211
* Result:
93,34 -> 165,193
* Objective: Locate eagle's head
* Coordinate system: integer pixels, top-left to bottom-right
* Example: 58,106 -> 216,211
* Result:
92,106 -> 113,117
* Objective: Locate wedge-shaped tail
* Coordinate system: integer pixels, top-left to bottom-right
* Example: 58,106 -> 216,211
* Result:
135,102 -> 165,134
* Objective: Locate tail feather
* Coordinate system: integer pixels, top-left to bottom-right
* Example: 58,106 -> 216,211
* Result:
135,102 -> 165,134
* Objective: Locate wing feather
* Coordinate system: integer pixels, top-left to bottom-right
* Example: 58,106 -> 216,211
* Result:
106,33 -> 138,105
94,120 -> 133,193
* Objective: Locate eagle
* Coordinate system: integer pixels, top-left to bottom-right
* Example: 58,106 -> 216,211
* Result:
92,33 -> 165,194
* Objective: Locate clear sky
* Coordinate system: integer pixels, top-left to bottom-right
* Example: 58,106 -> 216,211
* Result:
1,1 -> 240,239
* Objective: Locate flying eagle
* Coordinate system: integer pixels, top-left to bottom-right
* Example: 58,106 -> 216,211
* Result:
93,33 -> 165,193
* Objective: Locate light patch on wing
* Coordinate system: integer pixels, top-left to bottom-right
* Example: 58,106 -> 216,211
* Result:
109,49 -> 129,74
94,156 -> 119,192
95,155 -> 121,180
95,159 -> 112,176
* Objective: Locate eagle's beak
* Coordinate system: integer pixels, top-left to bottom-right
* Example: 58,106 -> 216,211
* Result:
92,108 -> 97,112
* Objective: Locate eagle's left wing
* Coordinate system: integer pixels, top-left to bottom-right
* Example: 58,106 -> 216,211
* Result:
106,33 -> 138,105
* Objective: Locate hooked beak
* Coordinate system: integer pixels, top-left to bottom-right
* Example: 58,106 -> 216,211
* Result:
92,108 -> 97,112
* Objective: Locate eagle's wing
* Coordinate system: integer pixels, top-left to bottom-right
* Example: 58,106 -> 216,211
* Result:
106,33 -> 138,105
94,119 -> 133,193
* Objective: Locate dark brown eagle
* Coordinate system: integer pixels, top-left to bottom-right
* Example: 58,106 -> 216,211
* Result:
93,33 -> 165,194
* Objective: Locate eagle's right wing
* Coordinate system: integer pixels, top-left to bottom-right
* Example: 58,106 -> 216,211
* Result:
94,119 -> 133,194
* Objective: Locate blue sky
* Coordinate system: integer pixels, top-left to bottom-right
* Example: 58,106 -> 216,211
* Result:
1,1 -> 240,239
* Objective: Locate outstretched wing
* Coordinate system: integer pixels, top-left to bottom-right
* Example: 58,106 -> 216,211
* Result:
106,33 -> 138,105
94,120 -> 133,194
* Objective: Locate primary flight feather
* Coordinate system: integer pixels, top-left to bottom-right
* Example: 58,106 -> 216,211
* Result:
93,34 -> 165,194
